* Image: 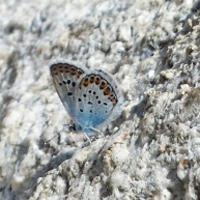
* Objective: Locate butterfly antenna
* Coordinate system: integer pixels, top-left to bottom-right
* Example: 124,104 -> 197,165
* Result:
89,126 -> 105,138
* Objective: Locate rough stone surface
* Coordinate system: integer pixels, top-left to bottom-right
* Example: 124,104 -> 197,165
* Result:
1,0 -> 200,199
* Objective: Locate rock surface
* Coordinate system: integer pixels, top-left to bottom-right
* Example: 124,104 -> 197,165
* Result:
1,0 -> 200,199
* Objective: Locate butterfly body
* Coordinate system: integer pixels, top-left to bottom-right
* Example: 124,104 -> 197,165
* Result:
50,59 -> 122,138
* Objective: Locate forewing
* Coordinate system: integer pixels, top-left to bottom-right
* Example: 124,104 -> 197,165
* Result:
50,59 -> 85,120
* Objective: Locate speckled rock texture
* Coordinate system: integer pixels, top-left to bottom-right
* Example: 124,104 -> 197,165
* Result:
1,0 -> 200,199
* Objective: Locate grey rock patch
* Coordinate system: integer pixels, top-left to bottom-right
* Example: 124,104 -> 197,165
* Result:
0,0 -> 200,200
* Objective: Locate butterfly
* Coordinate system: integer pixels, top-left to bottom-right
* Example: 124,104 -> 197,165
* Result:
50,59 -> 122,142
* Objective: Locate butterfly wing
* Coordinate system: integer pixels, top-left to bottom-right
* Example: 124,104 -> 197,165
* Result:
50,59 -> 86,122
74,69 -> 122,132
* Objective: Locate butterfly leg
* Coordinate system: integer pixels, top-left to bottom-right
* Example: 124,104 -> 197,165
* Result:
84,132 -> 92,144
89,126 -> 105,138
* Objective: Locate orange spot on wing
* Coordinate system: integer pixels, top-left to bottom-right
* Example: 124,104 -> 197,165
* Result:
95,77 -> 101,85
100,81 -> 106,89
83,78 -> 89,86
90,76 -> 95,83
64,65 -> 69,70
69,67 -> 78,76
77,70 -> 83,78
71,71 -> 76,76
104,90 -> 111,95
104,86 -> 112,95
110,98 -> 116,103
100,84 -> 106,89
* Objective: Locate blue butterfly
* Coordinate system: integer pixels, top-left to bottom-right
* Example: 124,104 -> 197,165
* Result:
50,59 -> 122,142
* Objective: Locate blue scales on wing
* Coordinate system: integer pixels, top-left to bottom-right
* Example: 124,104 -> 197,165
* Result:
74,70 -> 119,133
50,60 -> 85,124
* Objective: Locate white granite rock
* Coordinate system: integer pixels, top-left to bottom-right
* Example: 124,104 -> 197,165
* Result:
0,0 -> 200,200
